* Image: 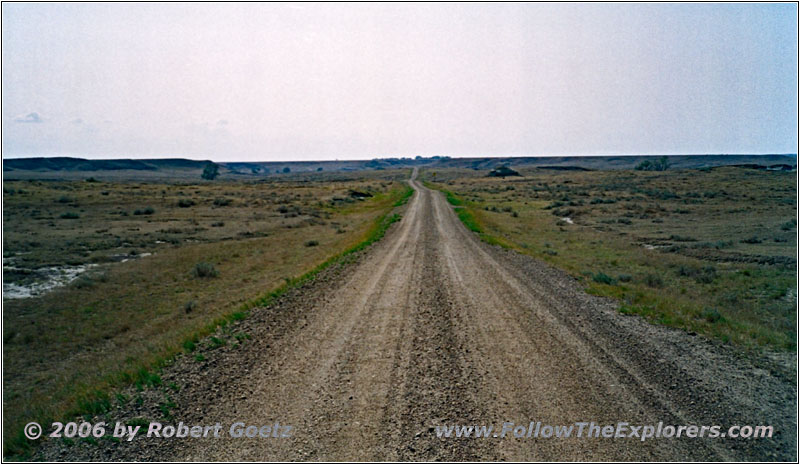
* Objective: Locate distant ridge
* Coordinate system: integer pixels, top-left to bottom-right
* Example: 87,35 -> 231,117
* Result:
3,157 -> 212,172
3,154 -> 796,180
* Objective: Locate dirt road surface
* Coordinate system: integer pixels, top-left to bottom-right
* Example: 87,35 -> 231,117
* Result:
39,171 -> 796,461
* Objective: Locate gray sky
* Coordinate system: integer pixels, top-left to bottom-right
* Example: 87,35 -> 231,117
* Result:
2,3 -> 797,161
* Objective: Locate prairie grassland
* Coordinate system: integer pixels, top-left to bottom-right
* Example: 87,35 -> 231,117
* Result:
2,170 -> 411,454
424,166 -> 796,351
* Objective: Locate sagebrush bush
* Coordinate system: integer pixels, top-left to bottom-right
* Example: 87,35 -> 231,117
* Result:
643,273 -> 664,288
702,308 -> 723,323
72,275 -> 95,289
192,262 -> 219,278
592,272 -> 617,285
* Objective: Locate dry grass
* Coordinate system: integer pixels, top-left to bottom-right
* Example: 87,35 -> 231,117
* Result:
2,171 -> 411,455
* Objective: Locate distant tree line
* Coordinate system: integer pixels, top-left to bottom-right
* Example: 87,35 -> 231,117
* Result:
635,156 -> 670,171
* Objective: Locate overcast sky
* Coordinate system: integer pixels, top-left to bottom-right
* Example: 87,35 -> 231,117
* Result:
2,3 -> 797,161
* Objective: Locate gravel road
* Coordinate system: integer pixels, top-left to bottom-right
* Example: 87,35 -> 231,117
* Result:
38,171 -> 796,461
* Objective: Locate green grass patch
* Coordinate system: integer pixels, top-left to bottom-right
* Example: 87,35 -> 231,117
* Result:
393,185 -> 415,207
426,183 -> 514,249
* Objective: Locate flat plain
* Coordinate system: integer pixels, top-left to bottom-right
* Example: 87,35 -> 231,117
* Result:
2,170 -> 411,455
3,159 -> 796,461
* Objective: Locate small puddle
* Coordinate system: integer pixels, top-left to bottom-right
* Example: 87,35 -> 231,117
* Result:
3,264 -> 98,299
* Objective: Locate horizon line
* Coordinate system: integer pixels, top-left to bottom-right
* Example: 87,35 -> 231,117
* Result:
2,152 -> 797,164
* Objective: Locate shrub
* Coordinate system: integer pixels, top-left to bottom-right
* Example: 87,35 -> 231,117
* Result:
740,236 -> 762,244
72,275 -> 95,289
678,265 -> 716,283
183,301 -> 196,314
544,201 -> 565,210
702,308 -> 723,323
178,199 -> 196,208
617,274 -> 632,282
133,206 -> 155,215
201,163 -> 219,180
305,240 -> 319,247
183,339 -> 196,352
780,220 -> 796,231
60,212 -> 80,219
678,265 -> 697,277
213,197 -> 232,207
57,195 -> 73,203
192,262 -> 218,278
635,156 -> 670,171
487,165 -> 520,178
592,272 -> 617,285
643,273 -> 664,288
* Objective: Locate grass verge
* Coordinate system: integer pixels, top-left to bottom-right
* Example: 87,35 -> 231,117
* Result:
425,182 -> 513,249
